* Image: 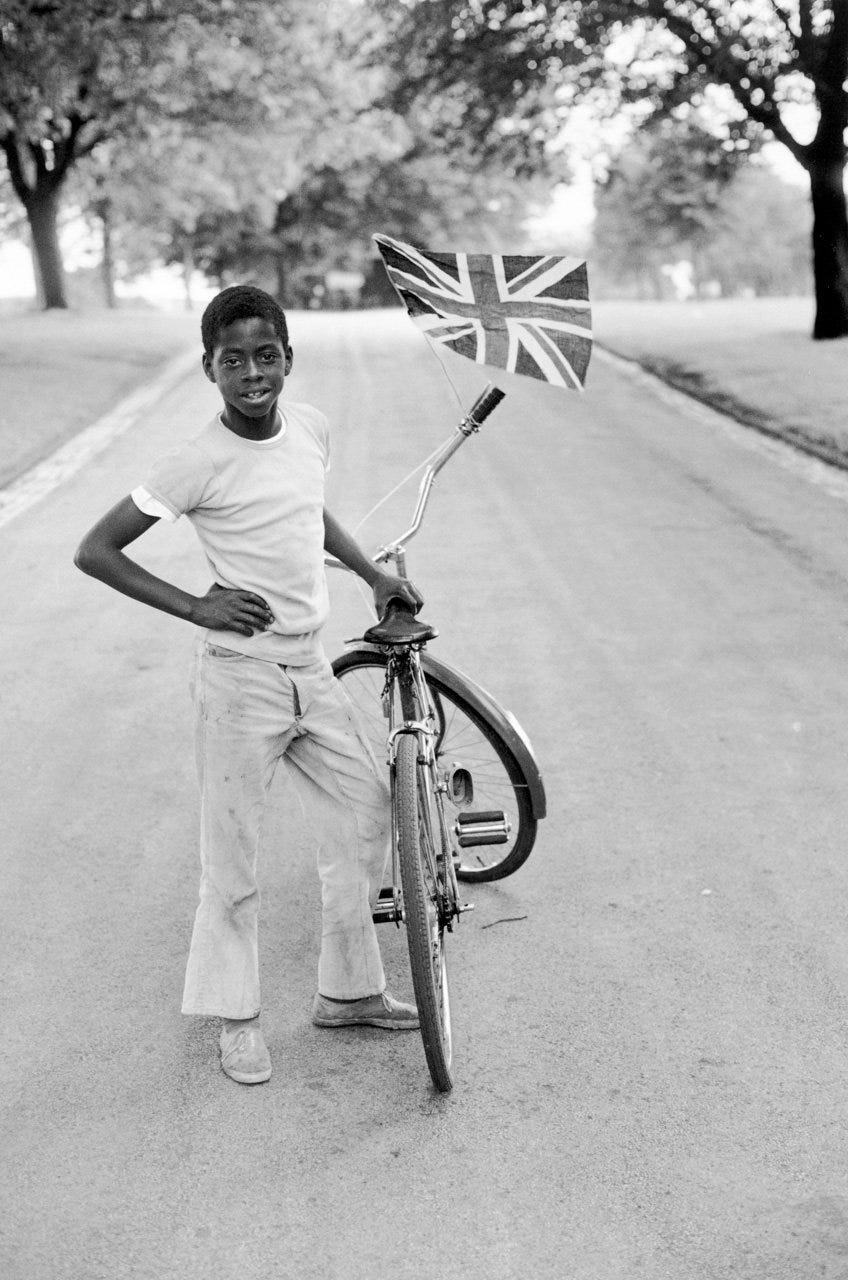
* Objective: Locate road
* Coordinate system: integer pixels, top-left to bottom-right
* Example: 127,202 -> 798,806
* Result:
4,310 -> 848,1280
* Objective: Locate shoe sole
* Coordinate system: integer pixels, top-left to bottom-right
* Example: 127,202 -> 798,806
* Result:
312,1016 -> 420,1030
221,1064 -> 272,1084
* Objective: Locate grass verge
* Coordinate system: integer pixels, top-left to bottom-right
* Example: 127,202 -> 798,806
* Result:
0,306 -> 197,489
593,297 -> 848,468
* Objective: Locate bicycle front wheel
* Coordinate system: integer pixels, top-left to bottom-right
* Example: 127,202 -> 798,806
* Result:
395,732 -> 454,1093
333,650 -> 537,881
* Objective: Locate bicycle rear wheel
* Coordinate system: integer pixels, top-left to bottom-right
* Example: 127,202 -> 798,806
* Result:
333,650 -> 537,881
395,732 -> 453,1093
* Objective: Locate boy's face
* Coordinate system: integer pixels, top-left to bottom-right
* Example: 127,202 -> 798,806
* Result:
203,316 -> 293,435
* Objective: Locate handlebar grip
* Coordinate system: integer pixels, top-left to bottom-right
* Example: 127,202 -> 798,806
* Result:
467,385 -> 505,427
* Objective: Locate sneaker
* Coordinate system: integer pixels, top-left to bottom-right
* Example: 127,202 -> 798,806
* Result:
312,991 -> 420,1030
219,1022 -> 272,1084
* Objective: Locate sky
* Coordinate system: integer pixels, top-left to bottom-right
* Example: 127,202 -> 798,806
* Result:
0,238 -> 36,297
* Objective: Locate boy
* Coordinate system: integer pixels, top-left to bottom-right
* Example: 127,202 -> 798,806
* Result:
75,284 -> 423,1085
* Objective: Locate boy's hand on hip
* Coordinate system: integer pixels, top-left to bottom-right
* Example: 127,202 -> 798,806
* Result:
372,571 -> 423,618
189,584 -> 275,635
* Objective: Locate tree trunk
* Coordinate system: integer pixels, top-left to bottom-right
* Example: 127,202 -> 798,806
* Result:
30,229 -> 45,308
27,189 -> 67,309
182,237 -> 195,311
275,250 -> 288,305
97,201 -> 116,309
808,156 -> 848,339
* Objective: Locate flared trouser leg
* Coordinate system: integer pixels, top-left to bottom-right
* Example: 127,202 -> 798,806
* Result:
283,671 -> 390,1000
181,646 -> 289,1018
181,645 -> 389,1018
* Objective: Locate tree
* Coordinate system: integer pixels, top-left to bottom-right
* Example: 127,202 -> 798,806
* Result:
593,135 -> 813,297
69,121 -> 286,307
0,0 -> 553,311
62,0 -> 545,311
593,115 -> 739,296
267,144 -> 547,306
377,1 -> 848,339
701,166 -> 812,296
0,0 -> 296,308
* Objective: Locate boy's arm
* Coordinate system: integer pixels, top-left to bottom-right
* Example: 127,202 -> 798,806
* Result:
74,496 -> 275,636
323,508 -> 423,617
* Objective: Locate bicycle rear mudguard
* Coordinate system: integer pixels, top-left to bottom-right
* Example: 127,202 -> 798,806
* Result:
336,644 -> 547,821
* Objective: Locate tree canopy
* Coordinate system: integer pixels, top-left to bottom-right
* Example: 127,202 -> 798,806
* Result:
375,1 -> 848,336
2,0 -> 841,330
593,123 -> 812,298
0,0 -> 324,304
0,0 -> 543,308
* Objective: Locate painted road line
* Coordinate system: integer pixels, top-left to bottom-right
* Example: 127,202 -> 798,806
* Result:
0,349 -> 197,530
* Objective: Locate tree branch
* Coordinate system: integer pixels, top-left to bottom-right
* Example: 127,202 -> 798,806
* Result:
769,0 -> 806,62
659,9 -> 808,165
52,110 -> 91,180
28,138 -> 47,181
799,0 -> 814,57
1,131 -> 33,202
72,124 -> 109,161
819,0 -> 848,123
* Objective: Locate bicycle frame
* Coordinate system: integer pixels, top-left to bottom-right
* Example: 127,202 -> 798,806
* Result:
375,642 -> 463,930
332,379 -> 545,892
328,385 -> 534,1088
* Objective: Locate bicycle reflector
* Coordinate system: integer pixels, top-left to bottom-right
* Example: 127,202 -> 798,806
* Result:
454,810 -> 511,847
447,764 -> 474,806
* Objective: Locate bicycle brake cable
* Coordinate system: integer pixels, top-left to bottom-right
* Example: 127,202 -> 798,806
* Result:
348,338 -> 472,622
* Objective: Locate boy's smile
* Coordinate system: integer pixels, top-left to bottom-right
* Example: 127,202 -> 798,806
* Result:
203,316 -> 293,439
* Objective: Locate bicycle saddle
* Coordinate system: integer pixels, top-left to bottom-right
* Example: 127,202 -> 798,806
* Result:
363,600 -> 439,645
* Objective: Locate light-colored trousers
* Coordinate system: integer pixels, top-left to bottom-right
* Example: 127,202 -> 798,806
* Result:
182,641 -> 389,1019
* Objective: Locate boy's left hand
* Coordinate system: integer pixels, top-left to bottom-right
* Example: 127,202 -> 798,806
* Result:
372,571 -> 423,618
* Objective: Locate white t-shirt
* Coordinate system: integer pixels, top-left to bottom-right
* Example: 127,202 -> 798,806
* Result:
132,402 -> 331,665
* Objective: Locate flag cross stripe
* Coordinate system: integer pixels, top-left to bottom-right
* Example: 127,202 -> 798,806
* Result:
375,234 -> 592,392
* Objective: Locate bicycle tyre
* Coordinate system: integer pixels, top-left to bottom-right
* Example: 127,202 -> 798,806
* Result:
395,732 -> 454,1093
333,650 -> 537,881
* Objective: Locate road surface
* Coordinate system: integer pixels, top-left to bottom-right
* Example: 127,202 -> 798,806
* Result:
4,311 -> 848,1280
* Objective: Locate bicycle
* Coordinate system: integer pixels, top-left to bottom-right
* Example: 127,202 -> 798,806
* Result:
327,384 -> 547,1091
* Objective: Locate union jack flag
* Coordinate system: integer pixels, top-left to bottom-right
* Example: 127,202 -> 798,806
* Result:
374,233 -> 592,390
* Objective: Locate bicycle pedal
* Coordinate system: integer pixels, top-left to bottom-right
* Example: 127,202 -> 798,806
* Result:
372,886 -> 404,925
454,809 -> 511,847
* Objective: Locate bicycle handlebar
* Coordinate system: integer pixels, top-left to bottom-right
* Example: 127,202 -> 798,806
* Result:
378,382 -> 505,555
326,383 -> 506,573
464,385 -> 505,431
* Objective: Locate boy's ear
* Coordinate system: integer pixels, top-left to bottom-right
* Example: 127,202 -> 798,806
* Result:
285,346 -> 293,374
201,352 -> 215,382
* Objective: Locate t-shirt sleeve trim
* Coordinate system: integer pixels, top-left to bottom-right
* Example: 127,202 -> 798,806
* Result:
131,485 -> 180,523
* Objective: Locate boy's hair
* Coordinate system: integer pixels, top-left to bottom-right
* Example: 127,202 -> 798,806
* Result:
201,285 -> 290,356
